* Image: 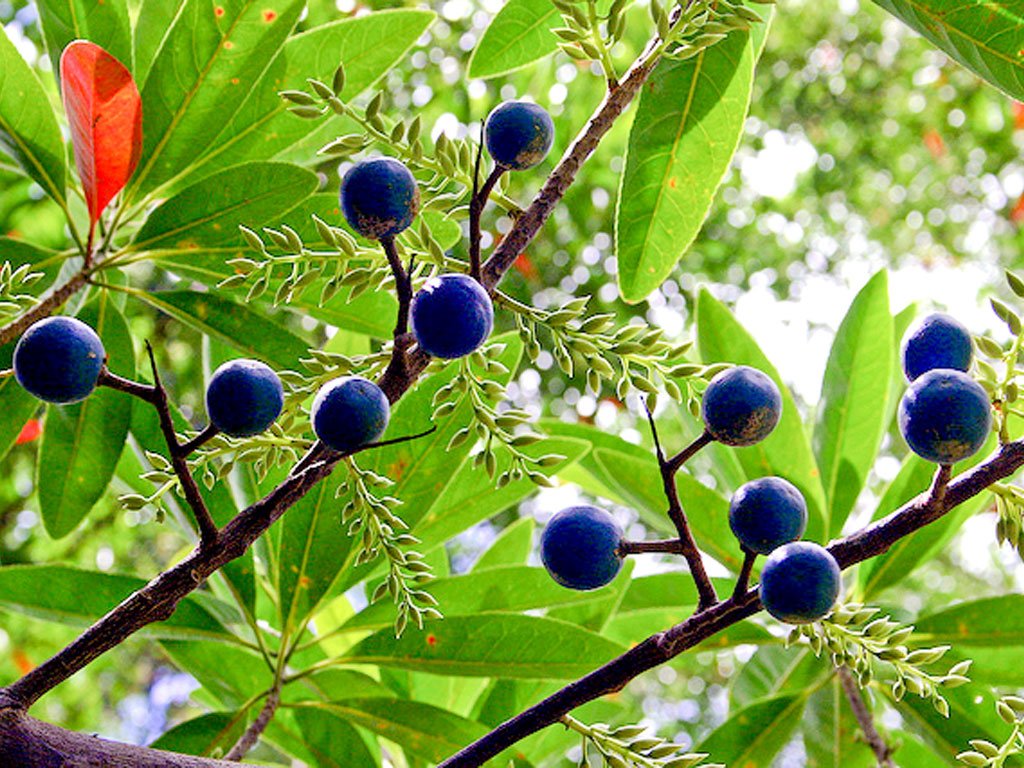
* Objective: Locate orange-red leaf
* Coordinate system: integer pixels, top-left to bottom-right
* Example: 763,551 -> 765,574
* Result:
60,41 -> 142,225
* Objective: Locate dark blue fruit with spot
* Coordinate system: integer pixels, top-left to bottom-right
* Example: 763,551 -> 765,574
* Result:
759,541 -> 841,624
484,101 -> 555,171
206,359 -> 284,438
541,505 -> 623,590
898,369 -> 990,465
340,157 -> 419,240
702,366 -> 782,446
729,476 -> 807,555
312,376 -> 390,453
14,316 -> 105,404
411,274 -> 494,359
902,312 -> 972,382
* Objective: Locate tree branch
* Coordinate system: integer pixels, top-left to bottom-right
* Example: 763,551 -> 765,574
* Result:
732,547 -> 756,600
619,538 -> 685,555
0,269 -> 91,347
469,166 -> 504,282
836,666 -> 894,767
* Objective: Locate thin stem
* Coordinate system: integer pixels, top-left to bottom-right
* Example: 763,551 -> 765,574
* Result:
836,667 -> 894,767
619,539 -> 685,556
84,221 -> 96,269
587,0 -> 619,88
224,685 -> 280,760
930,463 -> 952,506
0,269 -> 91,347
179,423 -> 220,457
469,165 -> 504,282
732,547 -> 756,600
666,430 -> 713,474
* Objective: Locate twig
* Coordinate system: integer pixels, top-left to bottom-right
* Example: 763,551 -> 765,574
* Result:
224,686 -> 281,761
381,236 -> 411,338
732,547 -> 756,600
178,423 -> 220,457
0,270 -> 91,347
836,666 -> 894,767
643,406 -> 718,609
469,165 -> 504,282
930,463 -> 952,506
618,539 -> 685,556
666,430 -> 713,474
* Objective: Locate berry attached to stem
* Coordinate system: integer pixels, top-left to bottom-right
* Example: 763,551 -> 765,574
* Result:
898,369 -> 991,465
14,316 -> 106,404
340,157 -> 420,240
701,365 -> 782,447
484,101 -> 555,171
729,476 -> 807,555
759,541 -> 841,624
205,359 -> 284,438
411,274 -> 494,359
541,505 -> 624,590
312,376 -> 390,453
901,312 -> 973,382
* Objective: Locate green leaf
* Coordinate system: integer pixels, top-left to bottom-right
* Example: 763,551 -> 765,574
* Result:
731,646 -> 828,708
129,0 -> 306,196
0,28 -> 66,206
342,566 -> 618,633
341,614 -> 625,679
133,0 -> 185,86
870,0 -> 1024,101
37,296 -> 133,538
468,0 -> 559,79
161,641 -> 272,709
131,162 -> 318,252
0,565 -> 237,642
803,676 -> 878,768
279,706 -> 378,768
36,0 -> 132,77
138,289 -> 309,369
191,9 -> 436,182
915,595 -> 1024,646
696,287 -> 828,539
300,699 -> 487,763
0,340 -> 40,465
616,32 -> 755,302
147,712 -> 245,757
814,270 -> 894,535
604,607 -> 772,649
472,517 -> 535,571
697,692 -> 809,765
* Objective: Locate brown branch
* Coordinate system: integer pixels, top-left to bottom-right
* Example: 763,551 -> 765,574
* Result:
224,687 -> 281,761
732,547 -> 756,600
619,538 -> 685,555
836,666 -> 894,767
179,423 -> 220,457
0,270 -> 91,347
436,440 -> 1024,767
469,166 -> 504,282
381,236 -> 411,338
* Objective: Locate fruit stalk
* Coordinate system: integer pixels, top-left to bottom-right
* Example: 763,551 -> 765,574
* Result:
836,666 -> 895,767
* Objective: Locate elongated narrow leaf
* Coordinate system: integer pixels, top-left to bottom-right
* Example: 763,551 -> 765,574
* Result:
60,41 -> 142,225
732,646 -> 827,708
0,565 -> 237,642
814,270 -> 893,535
37,296 -> 133,538
468,0 -> 559,79
616,32 -> 754,302
148,712 -> 245,757
138,290 -> 309,369
131,162 -> 317,252
871,0 -> 1024,100
472,517 -> 535,571
281,707 -> 378,768
343,614 -> 625,679
130,0 -> 305,196
195,10 -> 436,183
0,28 -> 66,205
37,0 -> 132,79
304,699 -> 487,763
696,288 -> 828,539
698,693 -> 809,765
915,595 -> 1024,646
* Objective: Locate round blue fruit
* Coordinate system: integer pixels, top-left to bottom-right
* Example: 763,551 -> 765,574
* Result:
898,369 -> 990,465
541,505 -> 623,590
759,541 -> 841,624
14,316 -> 105,404
206,359 -> 284,438
312,376 -> 390,453
484,100 -> 555,171
702,366 -> 782,446
902,313 -> 972,382
340,157 -> 419,240
729,476 -> 807,555
411,274 -> 494,359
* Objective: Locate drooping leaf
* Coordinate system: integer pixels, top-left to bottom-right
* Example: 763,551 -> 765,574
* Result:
871,0 -> 1024,101
129,0 -> 306,196
0,565 -> 237,642
137,289 -> 309,369
130,162 -> 318,252
0,28 -> 66,206
814,270 -> 893,535
37,0 -> 132,81
277,706 -> 378,768
341,614 -> 625,679
148,712 -> 245,757
616,32 -> 755,302
60,41 -> 142,226
468,0 -> 559,79
37,295 -> 134,538
697,692 -> 809,766
697,287 -> 828,540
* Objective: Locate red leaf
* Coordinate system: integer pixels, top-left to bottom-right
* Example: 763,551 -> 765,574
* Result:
60,41 -> 142,228
15,419 -> 41,445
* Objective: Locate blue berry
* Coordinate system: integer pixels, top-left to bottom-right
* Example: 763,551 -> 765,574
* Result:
702,366 -> 782,446
902,313 -> 972,382
484,101 -> 555,171
898,369 -> 990,465
729,476 -> 807,555
340,157 -> 419,240
312,376 -> 390,453
206,359 -> 284,438
541,505 -> 623,590
14,316 -> 105,404
759,541 -> 841,624
411,274 -> 494,359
